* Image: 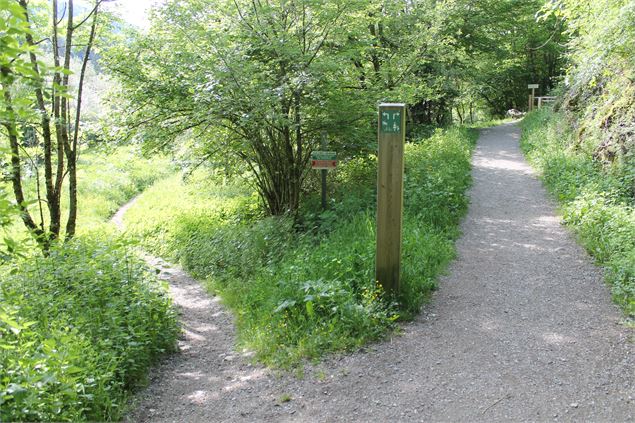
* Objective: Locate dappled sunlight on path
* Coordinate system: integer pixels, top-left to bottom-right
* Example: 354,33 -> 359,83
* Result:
119,122 -> 633,422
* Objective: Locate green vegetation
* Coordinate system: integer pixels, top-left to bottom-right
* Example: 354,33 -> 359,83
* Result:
0,144 -> 179,422
105,0 -> 563,215
0,236 -> 179,421
124,127 -> 476,366
0,143 -> 177,421
543,0 -> 635,171
521,109 -> 635,317
4,0 -> 635,420
0,0 -> 107,244
72,147 -> 174,229
3,146 -> 174,240
521,0 -> 635,317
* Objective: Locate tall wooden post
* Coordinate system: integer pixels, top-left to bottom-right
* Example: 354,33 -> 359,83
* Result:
528,94 -> 533,111
531,87 -> 536,111
376,103 -> 406,295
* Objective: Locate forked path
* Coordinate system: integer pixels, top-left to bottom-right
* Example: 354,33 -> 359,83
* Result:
121,123 -> 634,422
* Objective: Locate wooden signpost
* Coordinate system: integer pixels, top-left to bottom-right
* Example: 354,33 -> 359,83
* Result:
376,103 -> 406,295
528,84 -> 539,111
311,135 -> 337,210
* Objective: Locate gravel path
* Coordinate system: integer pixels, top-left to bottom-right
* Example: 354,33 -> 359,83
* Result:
120,122 -> 634,422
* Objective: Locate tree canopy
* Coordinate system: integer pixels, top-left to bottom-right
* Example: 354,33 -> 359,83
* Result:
105,0 -> 565,214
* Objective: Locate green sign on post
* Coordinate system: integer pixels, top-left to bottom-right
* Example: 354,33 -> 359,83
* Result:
381,110 -> 402,133
311,151 -> 337,161
310,151 -> 337,170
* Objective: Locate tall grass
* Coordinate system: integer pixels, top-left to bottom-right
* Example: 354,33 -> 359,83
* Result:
124,126 -> 477,366
0,147 -> 180,421
0,236 -> 179,421
521,109 -> 635,317
3,146 -> 175,240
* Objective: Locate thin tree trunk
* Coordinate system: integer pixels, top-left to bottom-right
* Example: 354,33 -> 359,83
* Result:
66,0 -> 99,238
293,90 -> 302,212
1,69 -> 46,245
19,0 -> 60,240
52,0 -> 65,210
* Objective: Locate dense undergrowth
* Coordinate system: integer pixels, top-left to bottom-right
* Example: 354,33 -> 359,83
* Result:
521,109 -> 635,317
0,237 -> 179,421
0,149 -> 179,421
124,127 -> 477,367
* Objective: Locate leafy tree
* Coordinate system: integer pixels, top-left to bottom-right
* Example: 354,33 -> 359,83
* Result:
442,0 -> 567,117
105,0 -> 565,214
0,0 -> 106,247
106,0 -> 377,215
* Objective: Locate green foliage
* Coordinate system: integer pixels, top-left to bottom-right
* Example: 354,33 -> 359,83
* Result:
73,147 -> 175,229
2,146 -> 174,241
103,0 -> 556,214
0,193 -> 22,260
0,146 -> 176,421
0,235 -> 179,422
521,109 -> 635,316
400,127 -> 477,315
125,127 -> 476,366
545,0 -> 635,172
1,0 -> 111,242
0,0 -> 38,123
444,0 -> 567,117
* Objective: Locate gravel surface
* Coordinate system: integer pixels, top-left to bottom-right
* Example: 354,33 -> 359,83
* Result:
119,122 -> 634,422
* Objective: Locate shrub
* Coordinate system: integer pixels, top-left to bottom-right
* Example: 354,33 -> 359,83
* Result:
0,236 -> 179,422
521,109 -> 635,316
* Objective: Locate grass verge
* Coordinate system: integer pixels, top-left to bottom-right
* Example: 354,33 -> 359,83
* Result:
521,109 -> 635,317
0,147 -> 179,421
124,127 -> 477,367
3,146 -> 175,240
0,235 -> 179,421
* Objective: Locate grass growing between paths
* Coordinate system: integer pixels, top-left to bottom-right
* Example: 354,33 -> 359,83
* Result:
0,148 -> 180,421
125,127 -> 477,367
521,109 -> 635,317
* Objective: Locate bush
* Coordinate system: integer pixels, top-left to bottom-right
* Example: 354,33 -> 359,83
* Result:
521,109 -> 635,316
0,236 -> 179,422
124,127 -> 477,366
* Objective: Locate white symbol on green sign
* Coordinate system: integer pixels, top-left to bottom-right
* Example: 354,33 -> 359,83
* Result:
311,151 -> 337,160
381,111 -> 401,133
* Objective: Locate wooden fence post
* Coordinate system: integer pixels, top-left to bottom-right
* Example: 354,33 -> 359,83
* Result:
376,103 -> 406,295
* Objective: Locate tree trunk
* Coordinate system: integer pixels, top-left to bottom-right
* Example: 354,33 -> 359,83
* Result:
20,0 -> 61,240
66,0 -> 99,238
1,68 -> 46,245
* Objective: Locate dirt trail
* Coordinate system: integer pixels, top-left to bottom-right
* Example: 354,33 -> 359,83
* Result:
119,122 -> 634,422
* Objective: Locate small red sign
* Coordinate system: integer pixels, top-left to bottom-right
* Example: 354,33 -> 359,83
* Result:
311,160 -> 337,170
